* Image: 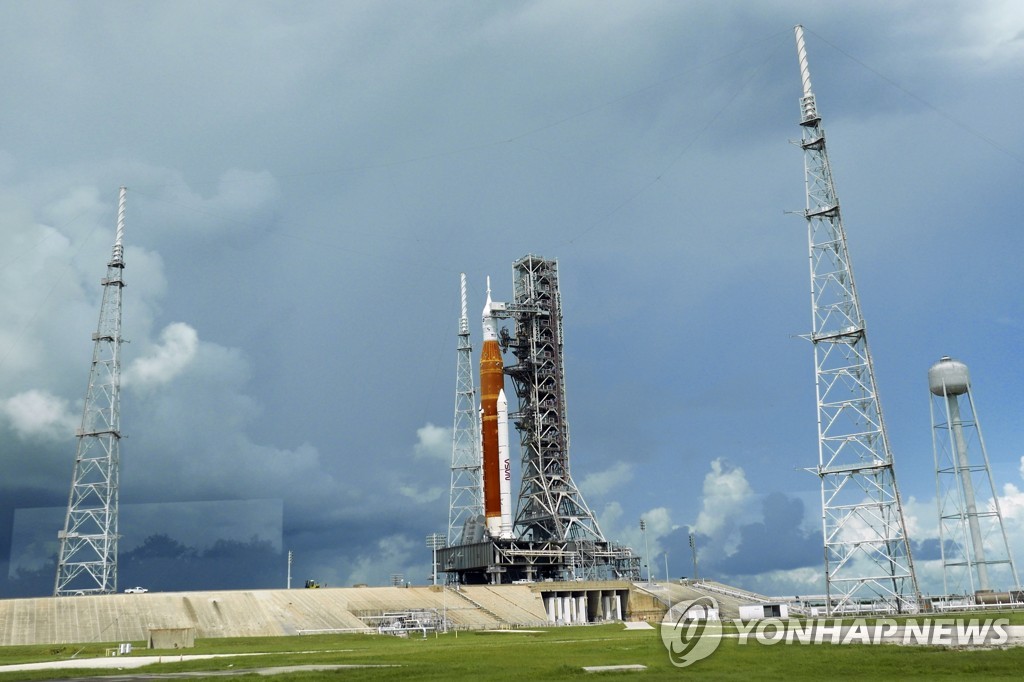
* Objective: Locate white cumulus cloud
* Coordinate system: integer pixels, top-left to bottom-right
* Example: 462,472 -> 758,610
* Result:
1,389 -> 77,441
399,484 -> 445,504
998,482 -> 1024,520
641,506 -> 674,537
580,461 -> 633,497
694,458 -> 753,539
413,422 -> 451,461
123,322 -> 198,388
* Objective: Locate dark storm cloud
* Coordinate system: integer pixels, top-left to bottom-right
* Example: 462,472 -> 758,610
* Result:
1,1 -> 1022,598
912,537 -> 944,562
656,492 -> 818,580
710,492 -> 820,575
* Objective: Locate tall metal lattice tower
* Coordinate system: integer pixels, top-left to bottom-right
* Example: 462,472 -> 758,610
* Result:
794,27 -> 918,614
503,255 -> 605,545
55,186 -> 127,596
448,273 -> 483,544
929,356 -> 1019,596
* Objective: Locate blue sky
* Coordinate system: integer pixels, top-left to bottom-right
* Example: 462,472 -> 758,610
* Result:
0,1 -> 1022,598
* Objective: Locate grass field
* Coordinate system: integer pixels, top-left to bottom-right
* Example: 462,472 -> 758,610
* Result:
2,619 -> 1024,681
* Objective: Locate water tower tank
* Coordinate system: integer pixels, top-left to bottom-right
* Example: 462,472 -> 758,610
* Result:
928,356 -> 970,396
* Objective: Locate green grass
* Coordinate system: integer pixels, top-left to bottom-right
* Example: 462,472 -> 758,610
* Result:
1,621 -> 1023,681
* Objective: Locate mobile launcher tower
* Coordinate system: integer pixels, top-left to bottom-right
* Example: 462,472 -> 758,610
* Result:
438,255 -> 640,584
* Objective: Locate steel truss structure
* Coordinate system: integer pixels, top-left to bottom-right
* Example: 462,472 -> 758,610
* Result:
441,255 -> 639,584
930,358 -> 1020,596
502,255 -> 603,543
794,27 -> 919,614
55,187 -> 128,596
448,274 -> 484,545
437,537 -> 639,584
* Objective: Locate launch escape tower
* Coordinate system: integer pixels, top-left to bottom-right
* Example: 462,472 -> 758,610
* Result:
794,27 -> 919,614
438,256 -> 639,584
929,356 -> 1019,597
447,274 -> 484,545
55,187 -> 127,596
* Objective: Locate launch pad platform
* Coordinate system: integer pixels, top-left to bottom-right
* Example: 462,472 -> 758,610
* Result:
437,538 -> 640,585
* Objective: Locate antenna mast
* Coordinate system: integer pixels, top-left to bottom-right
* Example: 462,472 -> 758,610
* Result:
55,186 -> 127,596
793,27 -> 919,614
447,273 -> 483,544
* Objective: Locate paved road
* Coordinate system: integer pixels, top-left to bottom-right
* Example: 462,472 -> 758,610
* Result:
13,664 -> 398,681
0,653 -> 398,681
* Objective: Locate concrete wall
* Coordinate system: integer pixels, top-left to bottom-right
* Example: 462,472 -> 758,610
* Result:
0,585 -> 551,646
633,581 -> 761,620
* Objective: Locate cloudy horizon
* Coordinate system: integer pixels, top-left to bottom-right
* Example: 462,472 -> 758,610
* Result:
1,1 -> 1023,598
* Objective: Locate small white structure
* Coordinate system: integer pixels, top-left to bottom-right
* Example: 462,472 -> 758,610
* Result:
684,603 -> 719,621
738,603 -> 788,622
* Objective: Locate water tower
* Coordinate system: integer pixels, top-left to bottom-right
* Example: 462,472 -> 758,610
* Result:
930,356 -> 1019,597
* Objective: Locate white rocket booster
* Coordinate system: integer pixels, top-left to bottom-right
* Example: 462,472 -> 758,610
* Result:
497,388 -> 512,539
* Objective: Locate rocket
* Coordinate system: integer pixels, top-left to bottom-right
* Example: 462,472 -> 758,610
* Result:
480,277 -> 513,539
497,386 -> 512,538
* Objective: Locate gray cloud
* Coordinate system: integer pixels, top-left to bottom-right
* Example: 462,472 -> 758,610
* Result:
709,492 -> 820,576
1,1 -> 1022,597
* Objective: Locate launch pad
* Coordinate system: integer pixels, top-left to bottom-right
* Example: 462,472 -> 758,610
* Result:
438,538 -> 639,585
444,255 -> 641,585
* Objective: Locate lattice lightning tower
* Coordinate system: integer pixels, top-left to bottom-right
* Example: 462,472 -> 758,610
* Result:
504,255 -> 604,545
55,186 -> 128,596
794,27 -> 919,614
448,273 -> 483,544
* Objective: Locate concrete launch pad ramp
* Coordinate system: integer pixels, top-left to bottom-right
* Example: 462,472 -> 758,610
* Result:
0,585 -> 550,646
633,580 -> 770,620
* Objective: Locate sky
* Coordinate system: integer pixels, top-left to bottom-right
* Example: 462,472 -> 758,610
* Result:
0,1 -> 1022,599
